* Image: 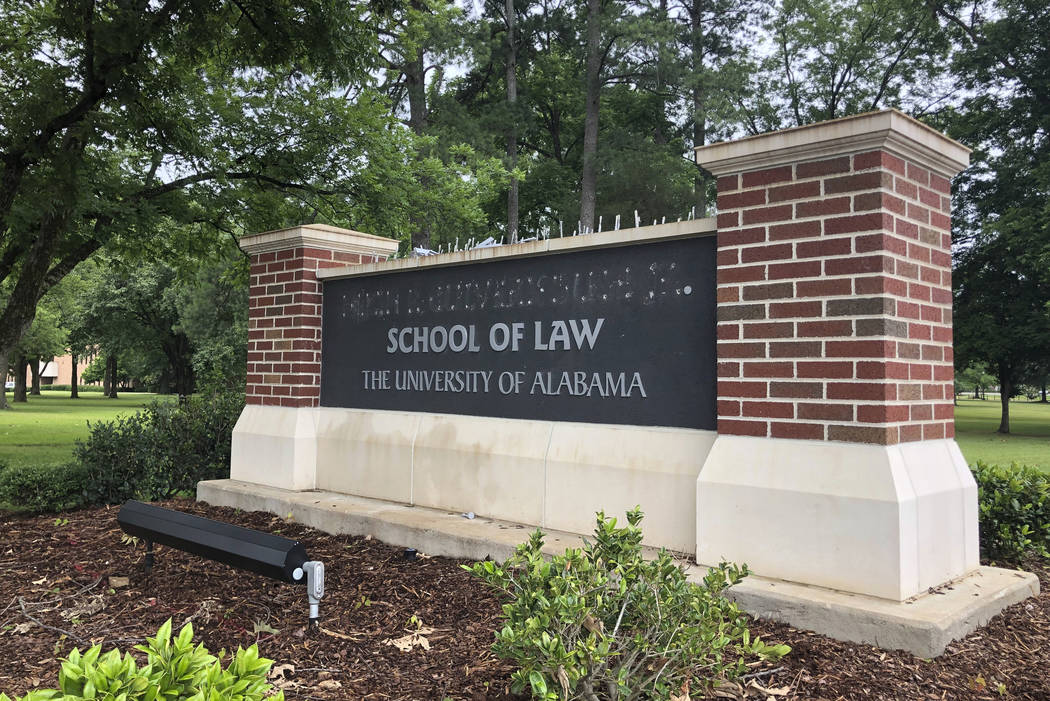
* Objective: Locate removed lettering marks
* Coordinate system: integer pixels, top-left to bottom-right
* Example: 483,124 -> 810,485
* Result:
364,318 -> 646,398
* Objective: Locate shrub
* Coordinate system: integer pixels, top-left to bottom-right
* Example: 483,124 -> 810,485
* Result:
0,463 -> 91,512
75,391 -> 245,505
0,618 -> 284,701
466,508 -> 788,701
972,461 -> 1050,564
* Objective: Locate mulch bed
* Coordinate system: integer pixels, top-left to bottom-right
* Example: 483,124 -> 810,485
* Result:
0,500 -> 1046,700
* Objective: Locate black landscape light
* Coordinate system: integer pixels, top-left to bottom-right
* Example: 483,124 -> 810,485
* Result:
117,501 -> 325,626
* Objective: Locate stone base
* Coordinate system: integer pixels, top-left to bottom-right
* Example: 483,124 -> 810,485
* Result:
698,435 -> 979,601
197,479 -> 1038,658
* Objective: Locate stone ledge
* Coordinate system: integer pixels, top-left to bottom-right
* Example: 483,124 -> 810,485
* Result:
196,479 -> 1038,659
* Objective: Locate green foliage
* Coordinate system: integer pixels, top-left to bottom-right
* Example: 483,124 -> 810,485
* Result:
0,618 -> 283,701
0,462 -> 91,512
41,385 -> 107,394
74,392 -> 245,505
972,462 -> 1050,564
466,508 -> 788,700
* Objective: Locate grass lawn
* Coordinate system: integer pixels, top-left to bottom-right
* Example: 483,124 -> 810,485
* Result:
0,390 -> 165,468
954,398 -> 1050,471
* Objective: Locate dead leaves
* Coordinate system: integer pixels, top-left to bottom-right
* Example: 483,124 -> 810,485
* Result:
384,625 -> 435,652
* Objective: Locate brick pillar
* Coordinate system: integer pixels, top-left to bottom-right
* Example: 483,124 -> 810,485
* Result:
694,111 -> 977,601
240,224 -> 399,408
699,111 -> 966,445
232,224 -> 398,491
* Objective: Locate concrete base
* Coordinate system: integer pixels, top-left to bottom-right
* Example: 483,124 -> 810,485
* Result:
197,479 -> 1038,658
698,435 -> 979,601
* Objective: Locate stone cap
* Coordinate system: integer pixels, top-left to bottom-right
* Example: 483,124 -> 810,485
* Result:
695,109 -> 970,179
239,223 -> 400,257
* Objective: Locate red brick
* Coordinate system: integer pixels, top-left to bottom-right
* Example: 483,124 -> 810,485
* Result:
854,150 -> 906,175
717,174 -> 740,192
920,266 -> 940,284
743,321 -> 794,338
798,402 -> 853,421
719,342 -> 766,358
742,166 -> 793,188
797,361 -> 853,379
919,187 -> 940,208
717,211 -> 739,228
767,261 -> 822,281
796,278 -> 853,297
908,242 -> 932,263
930,212 -> 950,230
770,381 -> 823,399
718,264 -> 768,283
768,181 -> 821,203
907,162 -> 930,186
275,249 -> 297,261
797,157 -> 851,178
742,244 -> 793,263
895,178 -> 919,199
825,255 -> 893,276
798,320 -> 853,337
827,382 -> 896,401
944,422 -> 955,438
935,403 -> 954,420
719,380 -> 769,397
922,422 -> 945,440
898,424 -> 922,442
769,220 -> 821,240
797,197 -> 851,218
933,326 -> 953,343
333,251 -> 363,264
907,202 -> 930,223
858,404 -> 910,423
718,419 -> 768,437
718,361 -> 740,377
720,189 -> 767,209
742,282 -> 793,300
933,364 -> 954,381
896,218 -> 919,239
824,213 -> 892,236
770,341 -> 822,358
743,362 -> 794,378
896,260 -> 919,279
717,324 -> 739,340
742,401 -> 794,418
920,305 -> 941,323
857,360 -> 910,380
770,301 -> 822,318
743,204 -> 794,225
825,340 -> 895,357
910,404 -> 933,421
771,422 -> 825,439
717,287 -> 739,303
797,238 -> 852,259
718,399 -> 741,416
929,173 -> 951,194
856,233 -> 907,255
855,276 -> 907,296
825,171 -> 892,195
717,249 -> 739,266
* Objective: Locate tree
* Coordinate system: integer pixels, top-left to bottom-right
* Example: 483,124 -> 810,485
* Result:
932,0 -> 1050,432
0,0 -> 393,407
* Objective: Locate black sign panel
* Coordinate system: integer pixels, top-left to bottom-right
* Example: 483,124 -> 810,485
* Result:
320,236 -> 716,429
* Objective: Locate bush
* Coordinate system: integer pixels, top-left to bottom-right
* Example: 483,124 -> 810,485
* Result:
0,618 -> 284,701
74,391 -> 245,505
0,463 -> 91,512
38,385 -> 107,393
972,461 -> 1050,564
466,508 -> 788,701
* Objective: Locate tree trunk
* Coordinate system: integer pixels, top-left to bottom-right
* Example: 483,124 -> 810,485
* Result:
29,359 -> 41,395
406,0 -> 432,251
0,350 -> 8,410
579,0 -> 602,234
1041,378 -> 1047,403
70,351 -> 79,398
13,355 -> 28,403
105,354 -> 118,399
505,0 -> 520,243
690,0 -> 708,215
997,368 -> 1011,434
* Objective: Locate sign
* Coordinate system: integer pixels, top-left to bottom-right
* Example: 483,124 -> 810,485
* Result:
320,236 -> 716,429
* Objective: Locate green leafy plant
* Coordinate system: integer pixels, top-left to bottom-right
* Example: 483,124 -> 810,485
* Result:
74,391 -> 244,506
0,618 -> 283,701
0,463 -> 92,513
972,461 -> 1050,564
465,508 -> 789,701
